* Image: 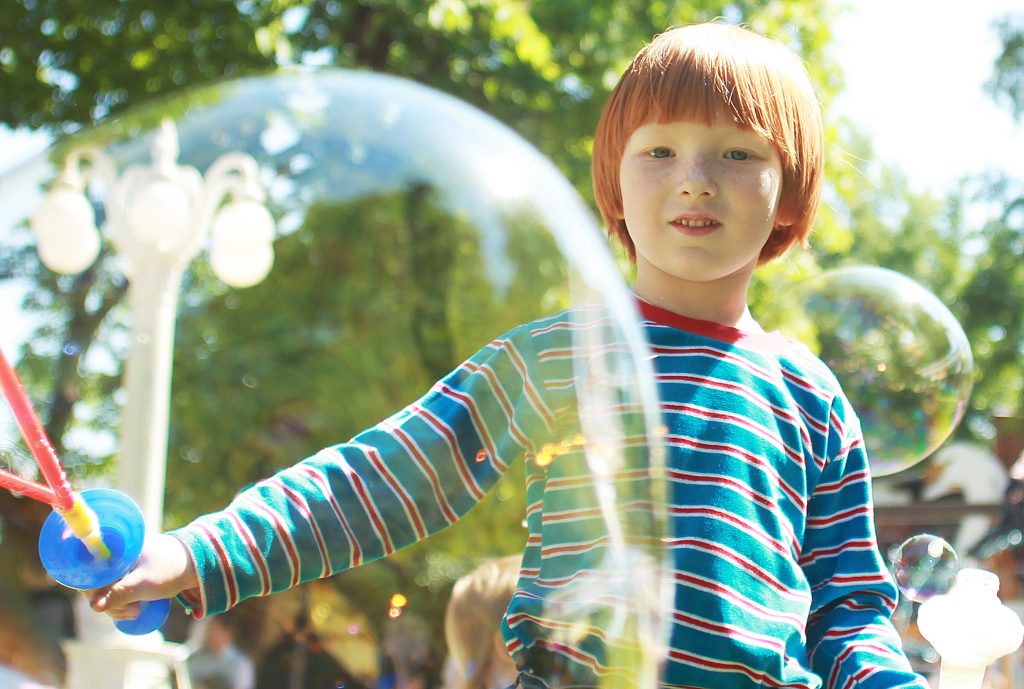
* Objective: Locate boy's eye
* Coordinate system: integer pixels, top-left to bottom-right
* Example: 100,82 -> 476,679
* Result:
725,149 -> 751,161
648,147 -> 673,159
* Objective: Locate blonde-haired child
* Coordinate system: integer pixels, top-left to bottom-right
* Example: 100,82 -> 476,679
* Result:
443,555 -> 522,689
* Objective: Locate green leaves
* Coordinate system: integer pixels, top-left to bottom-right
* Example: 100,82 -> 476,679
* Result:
987,15 -> 1024,123
1,0 -> 275,128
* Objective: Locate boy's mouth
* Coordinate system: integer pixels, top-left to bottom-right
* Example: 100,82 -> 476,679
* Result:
670,214 -> 720,235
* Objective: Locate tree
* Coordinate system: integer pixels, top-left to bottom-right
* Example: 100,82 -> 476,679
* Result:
967,13 -> 1024,427
987,15 -> 1024,123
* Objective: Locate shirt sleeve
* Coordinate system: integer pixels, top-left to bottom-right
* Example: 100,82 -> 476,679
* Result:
801,392 -> 930,689
170,323 -> 554,617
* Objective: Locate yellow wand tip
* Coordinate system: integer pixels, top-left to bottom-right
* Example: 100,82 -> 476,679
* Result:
60,495 -> 112,560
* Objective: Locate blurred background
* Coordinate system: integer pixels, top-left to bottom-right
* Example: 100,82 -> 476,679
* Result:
0,1 -> 1022,688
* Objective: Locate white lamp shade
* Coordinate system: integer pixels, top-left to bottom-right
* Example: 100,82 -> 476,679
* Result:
29,188 -> 102,274
37,224 -> 102,274
209,242 -> 274,288
127,179 -> 192,248
30,187 -> 96,244
210,199 -> 276,249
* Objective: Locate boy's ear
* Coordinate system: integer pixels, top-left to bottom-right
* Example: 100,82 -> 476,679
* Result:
774,199 -> 798,229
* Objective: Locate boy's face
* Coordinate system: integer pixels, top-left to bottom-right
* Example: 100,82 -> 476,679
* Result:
618,114 -> 786,296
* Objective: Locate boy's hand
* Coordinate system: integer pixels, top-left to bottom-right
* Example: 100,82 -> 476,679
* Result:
87,533 -> 199,620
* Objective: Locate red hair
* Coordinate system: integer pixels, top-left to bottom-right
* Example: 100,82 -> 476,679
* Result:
592,23 -> 824,263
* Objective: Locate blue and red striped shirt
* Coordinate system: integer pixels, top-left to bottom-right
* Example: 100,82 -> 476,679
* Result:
171,301 -> 926,689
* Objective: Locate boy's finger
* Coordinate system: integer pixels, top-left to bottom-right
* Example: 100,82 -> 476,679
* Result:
103,581 -> 143,611
90,571 -> 145,612
105,602 -> 141,621
87,586 -> 112,612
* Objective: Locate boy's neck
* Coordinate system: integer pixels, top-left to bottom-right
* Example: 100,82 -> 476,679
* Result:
632,276 -> 755,331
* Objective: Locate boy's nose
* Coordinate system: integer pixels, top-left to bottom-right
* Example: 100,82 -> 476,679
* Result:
676,160 -> 717,198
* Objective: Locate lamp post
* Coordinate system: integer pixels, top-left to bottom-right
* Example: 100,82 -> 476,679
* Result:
30,118 -> 275,530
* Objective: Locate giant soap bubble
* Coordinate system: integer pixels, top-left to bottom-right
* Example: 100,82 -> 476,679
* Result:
787,266 -> 973,476
0,70 -> 669,687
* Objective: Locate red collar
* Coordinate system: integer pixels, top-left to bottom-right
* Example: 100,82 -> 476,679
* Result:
634,297 -> 792,352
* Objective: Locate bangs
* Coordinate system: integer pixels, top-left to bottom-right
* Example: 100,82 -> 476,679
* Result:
618,28 -> 808,162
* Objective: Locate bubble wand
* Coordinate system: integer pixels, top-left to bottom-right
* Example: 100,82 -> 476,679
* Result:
0,346 -> 169,635
0,347 -> 110,556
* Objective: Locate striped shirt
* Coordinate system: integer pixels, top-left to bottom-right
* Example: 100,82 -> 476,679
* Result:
171,300 -> 926,689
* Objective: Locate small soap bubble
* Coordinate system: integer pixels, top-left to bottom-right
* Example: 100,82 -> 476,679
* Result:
890,534 -> 959,603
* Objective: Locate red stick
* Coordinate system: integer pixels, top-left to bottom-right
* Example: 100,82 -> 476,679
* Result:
0,467 -> 59,506
0,347 -> 75,511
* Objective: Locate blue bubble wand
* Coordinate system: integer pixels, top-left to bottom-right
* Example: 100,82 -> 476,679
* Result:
0,346 -> 169,635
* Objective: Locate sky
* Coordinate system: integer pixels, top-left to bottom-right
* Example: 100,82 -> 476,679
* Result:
0,1 -> 1022,357
829,0 -> 1023,193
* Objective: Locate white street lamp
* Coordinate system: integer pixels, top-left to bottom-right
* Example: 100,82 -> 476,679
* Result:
29,118 -> 275,530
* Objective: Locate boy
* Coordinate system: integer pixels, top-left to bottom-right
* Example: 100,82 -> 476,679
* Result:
92,22 -> 928,689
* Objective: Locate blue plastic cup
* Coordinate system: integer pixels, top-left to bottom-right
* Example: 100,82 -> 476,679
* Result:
38,488 -> 170,635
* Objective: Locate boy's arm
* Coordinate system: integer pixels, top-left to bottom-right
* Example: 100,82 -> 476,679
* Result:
800,395 -> 930,689
99,323 -> 553,620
